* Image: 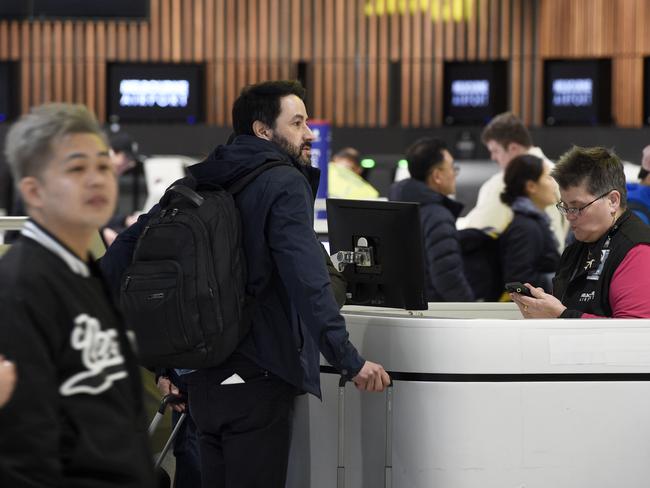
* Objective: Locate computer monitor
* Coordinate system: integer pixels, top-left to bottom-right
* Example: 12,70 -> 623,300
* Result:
107,63 -> 203,123
0,62 -> 18,122
443,61 -> 508,125
645,57 -> 650,125
544,59 -> 611,125
326,198 -> 427,310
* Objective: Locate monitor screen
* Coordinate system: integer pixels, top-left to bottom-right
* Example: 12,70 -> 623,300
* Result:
107,63 -> 203,123
645,57 -> 650,125
0,62 -> 18,123
544,59 -> 611,125
326,198 -> 427,310
0,0 -> 149,19
443,61 -> 508,125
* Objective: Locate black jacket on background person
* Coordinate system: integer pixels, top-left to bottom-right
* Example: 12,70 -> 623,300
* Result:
101,135 -> 364,397
390,178 -> 474,302
0,221 -> 155,488
553,210 -> 650,317
499,197 -> 560,293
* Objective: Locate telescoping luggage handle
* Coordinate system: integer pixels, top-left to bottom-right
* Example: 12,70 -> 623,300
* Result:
149,394 -> 187,470
337,376 -> 393,488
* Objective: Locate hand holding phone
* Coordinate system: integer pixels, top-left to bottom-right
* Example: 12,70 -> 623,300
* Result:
505,282 -> 533,297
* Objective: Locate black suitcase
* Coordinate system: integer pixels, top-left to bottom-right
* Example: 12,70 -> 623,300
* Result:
336,376 -> 393,488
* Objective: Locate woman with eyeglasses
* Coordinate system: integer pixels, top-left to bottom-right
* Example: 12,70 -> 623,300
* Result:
499,154 -> 560,294
510,146 -> 650,319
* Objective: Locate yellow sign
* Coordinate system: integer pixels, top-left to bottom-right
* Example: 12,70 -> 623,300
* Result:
364,0 -> 474,22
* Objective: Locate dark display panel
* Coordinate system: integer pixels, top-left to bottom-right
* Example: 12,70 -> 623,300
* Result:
443,61 -> 508,125
107,63 -> 203,123
645,57 -> 650,125
0,62 -> 18,123
544,59 -> 611,125
0,0 -> 148,19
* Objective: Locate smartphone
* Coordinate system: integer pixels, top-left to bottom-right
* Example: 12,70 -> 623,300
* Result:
505,282 -> 533,297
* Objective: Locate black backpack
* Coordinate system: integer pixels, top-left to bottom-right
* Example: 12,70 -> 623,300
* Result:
120,161 -> 290,369
458,228 -> 503,301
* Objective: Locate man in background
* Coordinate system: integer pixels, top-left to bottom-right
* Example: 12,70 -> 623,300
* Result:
458,112 -> 568,251
328,146 -> 379,199
390,137 -> 474,302
102,132 -> 146,244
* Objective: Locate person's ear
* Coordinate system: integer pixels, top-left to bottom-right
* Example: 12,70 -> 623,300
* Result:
18,176 -> 44,210
608,190 -> 621,213
252,120 -> 272,140
525,179 -> 538,197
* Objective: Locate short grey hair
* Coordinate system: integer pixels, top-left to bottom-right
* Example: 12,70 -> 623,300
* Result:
4,103 -> 106,185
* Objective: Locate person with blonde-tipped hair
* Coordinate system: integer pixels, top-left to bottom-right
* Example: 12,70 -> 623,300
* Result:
0,103 -> 156,487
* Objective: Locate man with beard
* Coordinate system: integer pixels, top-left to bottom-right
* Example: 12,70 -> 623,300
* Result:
101,80 -> 390,488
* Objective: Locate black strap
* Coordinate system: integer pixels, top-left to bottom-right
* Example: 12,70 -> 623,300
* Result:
166,184 -> 205,207
227,160 -> 293,195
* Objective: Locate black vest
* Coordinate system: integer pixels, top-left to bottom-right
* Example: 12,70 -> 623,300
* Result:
553,210 -> 650,317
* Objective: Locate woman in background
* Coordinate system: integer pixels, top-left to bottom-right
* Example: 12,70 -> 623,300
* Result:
499,154 -> 560,293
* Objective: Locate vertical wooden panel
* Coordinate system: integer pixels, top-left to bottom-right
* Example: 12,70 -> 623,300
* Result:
74,22 -> 85,104
128,22 -> 139,60
301,0 -> 312,60
422,0 -> 434,126
478,0 -> 488,59
334,0 -> 345,126
356,0 -> 367,125
53,22 -> 63,102
149,0 -> 160,61
489,0 -> 499,58
433,0 -> 444,125
224,0 -> 237,122
116,22 -> 128,59
182,0 -> 193,61
378,10 -> 389,127
160,0 -> 171,60
139,22 -> 150,61
345,0 -> 357,125
42,23 -> 52,103
171,0 -> 182,61
466,0 -> 477,60
0,22 -> 9,58
499,0 -> 510,58
510,0 -> 521,116
312,0 -> 323,120
247,0 -> 258,84
323,0 -> 335,122
10,21 -> 20,59
20,21 -> 30,113
63,21 -> 74,103
269,0 -> 280,80
85,23 -> 96,114
96,23 -> 107,121
400,3 -> 410,125
411,7 -> 423,126
31,22 -> 42,106
191,0 -> 202,63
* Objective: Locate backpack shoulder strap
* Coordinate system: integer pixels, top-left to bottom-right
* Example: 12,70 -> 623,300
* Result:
227,160 -> 294,195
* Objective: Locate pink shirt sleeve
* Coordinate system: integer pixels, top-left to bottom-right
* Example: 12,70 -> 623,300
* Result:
581,244 -> 650,319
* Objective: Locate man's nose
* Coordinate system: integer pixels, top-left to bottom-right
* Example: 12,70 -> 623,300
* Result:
304,125 -> 315,141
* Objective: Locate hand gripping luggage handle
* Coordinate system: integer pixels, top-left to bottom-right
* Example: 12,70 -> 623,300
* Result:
148,393 -> 186,436
337,376 -> 393,488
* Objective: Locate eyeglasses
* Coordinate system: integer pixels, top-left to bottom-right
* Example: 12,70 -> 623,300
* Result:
452,163 -> 460,175
555,190 -> 613,216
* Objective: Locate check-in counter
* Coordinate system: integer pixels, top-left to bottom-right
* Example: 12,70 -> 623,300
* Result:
287,303 -> 650,488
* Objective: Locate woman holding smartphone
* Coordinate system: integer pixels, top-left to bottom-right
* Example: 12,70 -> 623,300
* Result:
510,146 -> 650,319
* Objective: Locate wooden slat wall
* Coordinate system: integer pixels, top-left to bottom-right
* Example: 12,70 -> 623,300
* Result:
2,0 -> 650,127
